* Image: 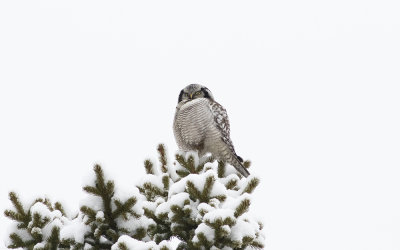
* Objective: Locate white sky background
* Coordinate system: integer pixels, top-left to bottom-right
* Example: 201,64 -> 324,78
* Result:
0,0 -> 399,249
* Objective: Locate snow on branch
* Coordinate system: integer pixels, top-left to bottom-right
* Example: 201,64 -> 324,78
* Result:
4,144 -> 264,249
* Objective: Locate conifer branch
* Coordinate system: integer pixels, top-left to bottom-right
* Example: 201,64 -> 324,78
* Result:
132,227 -> 146,240
258,221 -> 264,230
249,240 -> 265,249
31,212 -> 49,229
47,226 -> 61,250
4,192 -> 30,228
175,154 -> 186,167
92,165 -> 117,231
162,175 -> 170,190
9,192 -> 25,215
195,232 -> 213,249
217,161 -> 225,178
3,210 -> 18,222
175,154 -> 197,174
234,198 -> 250,218
225,179 -> 238,190
83,186 -> 100,196
157,144 -> 168,173
243,235 -> 255,245
176,242 -> 189,250
243,160 -> 251,169
144,207 -> 171,244
186,155 -> 196,173
117,242 -> 129,250
142,182 -> 167,199
33,197 -> 53,212
144,159 -> 155,175
54,202 -> 66,216
201,175 -> 215,199
106,228 -> 119,242
176,169 -> 189,178
186,181 -> 202,201
197,155 -> 214,173
8,233 -> 24,248
213,194 -> 227,202
31,226 -> 43,241
80,205 -> 97,224
112,197 -> 138,219
242,177 -> 260,194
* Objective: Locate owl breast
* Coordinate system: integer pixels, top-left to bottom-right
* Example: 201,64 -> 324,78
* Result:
173,98 -> 214,152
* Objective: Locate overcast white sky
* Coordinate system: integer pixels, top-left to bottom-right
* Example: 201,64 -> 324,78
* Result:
1,0 -> 399,249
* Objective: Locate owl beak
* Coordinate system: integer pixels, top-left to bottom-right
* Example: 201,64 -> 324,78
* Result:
189,93 -> 193,99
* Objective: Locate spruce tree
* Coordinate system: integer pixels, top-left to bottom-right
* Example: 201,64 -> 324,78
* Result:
4,144 -> 265,249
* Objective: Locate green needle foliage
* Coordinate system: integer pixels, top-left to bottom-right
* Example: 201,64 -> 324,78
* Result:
80,164 -> 147,249
4,144 -> 264,249
4,192 -> 66,250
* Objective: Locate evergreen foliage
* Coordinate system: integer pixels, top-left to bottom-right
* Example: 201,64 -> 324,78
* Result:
4,192 -> 67,250
4,144 -> 264,249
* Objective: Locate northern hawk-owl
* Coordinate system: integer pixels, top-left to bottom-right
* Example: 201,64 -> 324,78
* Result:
173,84 -> 250,177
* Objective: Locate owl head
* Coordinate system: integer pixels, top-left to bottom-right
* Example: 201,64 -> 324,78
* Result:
178,84 -> 214,103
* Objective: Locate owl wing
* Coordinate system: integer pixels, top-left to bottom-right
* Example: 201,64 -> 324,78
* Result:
174,98 -> 214,149
209,101 -> 237,154
210,101 -> 248,177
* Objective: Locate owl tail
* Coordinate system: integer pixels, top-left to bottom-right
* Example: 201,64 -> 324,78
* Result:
231,154 -> 250,177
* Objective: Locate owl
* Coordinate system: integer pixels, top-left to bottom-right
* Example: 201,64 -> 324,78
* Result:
173,84 -> 250,177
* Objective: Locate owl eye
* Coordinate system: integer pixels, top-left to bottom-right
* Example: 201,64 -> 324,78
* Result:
195,91 -> 202,96
183,93 -> 189,97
